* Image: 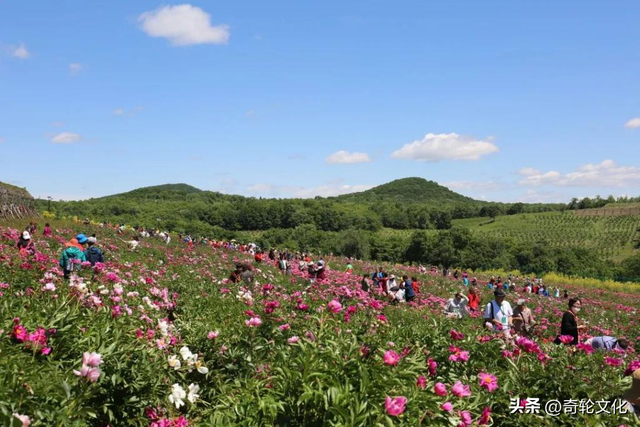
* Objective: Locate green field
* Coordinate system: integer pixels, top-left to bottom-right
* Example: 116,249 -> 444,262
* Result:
453,211 -> 640,261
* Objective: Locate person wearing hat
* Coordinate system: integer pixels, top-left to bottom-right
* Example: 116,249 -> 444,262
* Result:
484,289 -> 513,338
444,291 -> 469,319
512,299 -> 535,337
84,236 -> 104,266
60,238 -> 87,279
621,369 -> 640,416
76,234 -> 88,245
17,231 -> 36,256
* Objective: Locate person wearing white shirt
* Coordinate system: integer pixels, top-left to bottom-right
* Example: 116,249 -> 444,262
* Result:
484,290 -> 513,339
444,292 -> 469,319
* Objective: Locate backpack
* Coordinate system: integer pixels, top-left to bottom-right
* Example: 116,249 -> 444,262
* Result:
65,248 -> 81,272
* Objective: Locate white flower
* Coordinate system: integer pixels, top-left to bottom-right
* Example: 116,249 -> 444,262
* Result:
168,355 -> 181,370
187,383 -> 200,403
158,320 -> 169,337
194,358 -> 208,374
179,346 -> 193,361
168,383 -> 186,409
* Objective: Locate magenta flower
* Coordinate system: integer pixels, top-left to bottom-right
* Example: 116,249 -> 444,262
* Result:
478,407 -> 491,425
327,299 -> 343,313
207,330 -> 220,339
383,350 -> 401,366
384,396 -> 407,417
605,357 -> 623,367
441,402 -> 453,412
450,329 -> 465,340
458,410 -> 472,426
434,382 -> 447,396
278,324 -> 291,331
451,381 -> 471,398
428,358 -> 438,376
576,343 -> 594,354
558,335 -> 575,345
287,336 -> 300,344
624,360 -> 640,376
416,375 -> 427,390
478,372 -> 498,392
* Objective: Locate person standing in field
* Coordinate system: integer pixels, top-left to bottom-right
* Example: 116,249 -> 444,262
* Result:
401,275 -> 415,302
43,223 -> 52,237
554,298 -> 586,346
60,238 -> 87,279
512,299 -> 535,337
467,286 -> 480,312
484,289 -> 513,340
84,237 -> 104,266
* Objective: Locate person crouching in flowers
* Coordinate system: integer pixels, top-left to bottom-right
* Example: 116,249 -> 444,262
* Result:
443,292 -> 469,319
59,238 -> 87,279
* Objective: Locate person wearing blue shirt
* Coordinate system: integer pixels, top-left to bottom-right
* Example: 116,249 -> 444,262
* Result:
402,275 -> 415,302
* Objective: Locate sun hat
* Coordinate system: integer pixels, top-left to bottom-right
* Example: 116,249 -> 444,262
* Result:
87,236 -> 97,244
76,234 -> 88,244
623,369 -> 640,406
22,231 -> 31,240
494,289 -> 505,298
517,299 -> 526,306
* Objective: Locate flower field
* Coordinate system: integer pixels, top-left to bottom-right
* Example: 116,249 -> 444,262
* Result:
1,220 -> 639,426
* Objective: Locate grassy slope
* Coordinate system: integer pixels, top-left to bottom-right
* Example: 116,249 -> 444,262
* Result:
453,211 -> 640,261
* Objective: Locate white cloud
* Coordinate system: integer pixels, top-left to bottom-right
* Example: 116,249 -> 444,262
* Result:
391,132 -> 499,162
51,132 -> 81,144
519,167 -> 541,176
246,182 -> 373,198
138,4 -> 229,46
517,190 -> 569,203
519,160 -> 640,188
113,108 -> 125,116
10,43 -> 30,59
69,63 -> 83,75
443,180 -> 505,192
325,150 -> 371,164
625,117 -> 640,129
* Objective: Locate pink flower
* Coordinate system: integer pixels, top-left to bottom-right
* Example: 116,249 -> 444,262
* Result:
558,335 -> 575,345
383,350 -> 401,366
458,410 -> 472,426
448,346 -> 470,363
245,317 -> 262,327
450,329 -> 465,340
434,382 -> 447,396
478,372 -> 498,392
278,324 -> 290,331
576,343 -> 594,354
451,381 -> 471,398
287,336 -> 300,344
82,352 -> 103,367
478,407 -> 491,425
428,358 -> 438,376
416,375 -> 427,390
13,413 -> 31,427
207,330 -> 220,339
384,396 -> 407,417
624,360 -> 640,376
605,357 -> 623,367
327,300 -> 343,313
86,367 -> 101,382
441,402 -> 453,412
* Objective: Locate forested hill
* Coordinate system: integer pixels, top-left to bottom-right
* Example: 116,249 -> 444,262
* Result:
37,178 -> 567,235
333,177 -> 477,204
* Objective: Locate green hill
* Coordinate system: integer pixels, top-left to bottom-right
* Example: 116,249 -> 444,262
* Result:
105,183 -> 204,200
334,177 -> 478,204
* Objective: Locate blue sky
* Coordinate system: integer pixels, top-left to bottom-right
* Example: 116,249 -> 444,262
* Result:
1,1 -> 639,202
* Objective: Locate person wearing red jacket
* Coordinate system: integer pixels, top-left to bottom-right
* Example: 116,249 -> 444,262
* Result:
467,286 -> 480,312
